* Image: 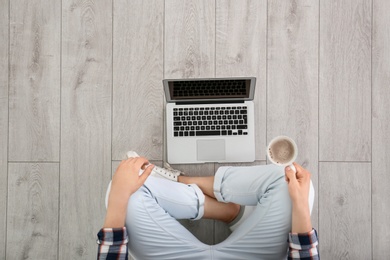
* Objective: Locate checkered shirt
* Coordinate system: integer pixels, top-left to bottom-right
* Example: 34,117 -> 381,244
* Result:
97,227 -> 319,259
288,229 -> 319,259
97,227 -> 128,260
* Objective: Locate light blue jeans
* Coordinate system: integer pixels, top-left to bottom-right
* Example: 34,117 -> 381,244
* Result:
112,164 -> 313,260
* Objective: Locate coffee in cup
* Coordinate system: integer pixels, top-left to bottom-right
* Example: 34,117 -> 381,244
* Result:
267,136 -> 298,172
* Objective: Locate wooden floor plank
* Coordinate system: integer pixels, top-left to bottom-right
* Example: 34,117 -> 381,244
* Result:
112,0 -> 164,161
372,0 -> 390,257
319,0 -> 371,161
7,163 -> 59,259
59,1 -> 112,259
216,0 -> 267,160
9,0 -> 60,161
0,0 -> 8,257
267,0 -> 319,228
319,162 -> 371,259
3,0 -> 389,258
164,0 -> 215,78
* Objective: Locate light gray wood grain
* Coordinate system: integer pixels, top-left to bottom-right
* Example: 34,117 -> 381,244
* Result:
216,0 -> 267,161
319,0 -> 371,161
267,0 -> 319,228
319,162 -> 371,259
165,0 -> 215,78
0,0 -> 8,257
372,0 -> 390,257
60,1 -> 112,259
7,163 -> 59,259
112,0 -> 164,161
9,0 -> 60,161
3,0 -> 389,258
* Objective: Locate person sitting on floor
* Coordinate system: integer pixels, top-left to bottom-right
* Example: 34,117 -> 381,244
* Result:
97,151 -> 319,259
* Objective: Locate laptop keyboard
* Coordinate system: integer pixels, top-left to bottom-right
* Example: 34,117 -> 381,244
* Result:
172,106 -> 248,137
172,80 -> 247,98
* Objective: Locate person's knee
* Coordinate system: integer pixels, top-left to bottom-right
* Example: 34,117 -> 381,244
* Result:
126,186 -> 152,212
257,176 -> 292,212
268,181 -> 292,214
269,164 -> 285,177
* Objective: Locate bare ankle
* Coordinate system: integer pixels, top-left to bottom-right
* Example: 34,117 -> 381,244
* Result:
178,175 -> 188,184
225,203 -> 241,223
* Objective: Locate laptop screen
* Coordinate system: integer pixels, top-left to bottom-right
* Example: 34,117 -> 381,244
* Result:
163,77 -> 256,103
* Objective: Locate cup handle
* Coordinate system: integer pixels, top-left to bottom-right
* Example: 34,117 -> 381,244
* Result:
288,163 -> 296,173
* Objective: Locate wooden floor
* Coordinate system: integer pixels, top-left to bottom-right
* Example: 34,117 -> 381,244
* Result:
1,0 -> 389,259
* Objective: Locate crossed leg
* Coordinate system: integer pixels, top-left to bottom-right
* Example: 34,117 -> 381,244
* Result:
203,194 -> 240,223
179,175 -> 241,224
179,176 -> 215,198
178,165 -> 296,259
118,164 -> 295,259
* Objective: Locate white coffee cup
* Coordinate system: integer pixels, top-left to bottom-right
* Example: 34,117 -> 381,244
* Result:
267,135 -> 298,172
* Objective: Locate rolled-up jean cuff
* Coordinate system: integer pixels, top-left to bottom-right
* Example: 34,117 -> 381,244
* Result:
189,184 -> 205,220
213,166 -> 231,202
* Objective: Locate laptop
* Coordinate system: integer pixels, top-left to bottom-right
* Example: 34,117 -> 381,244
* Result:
163,77 -> 256,164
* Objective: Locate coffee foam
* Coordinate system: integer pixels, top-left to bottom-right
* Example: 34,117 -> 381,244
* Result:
269,139 -> 295,164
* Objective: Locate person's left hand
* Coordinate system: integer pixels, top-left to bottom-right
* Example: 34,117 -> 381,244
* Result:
285,162 -> 311,207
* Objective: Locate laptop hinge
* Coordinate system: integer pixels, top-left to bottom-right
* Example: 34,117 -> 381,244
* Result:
176,100 -> 245,105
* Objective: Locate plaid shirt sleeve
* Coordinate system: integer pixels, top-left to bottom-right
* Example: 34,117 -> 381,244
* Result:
288,229 -> 319,260
97,227 -> 128,260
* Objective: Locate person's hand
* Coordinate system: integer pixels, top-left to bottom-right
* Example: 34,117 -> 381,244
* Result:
285,162 -> 311,206
103,157 -> 154,228
285,162 -> 312,233
108,157 -> 154,207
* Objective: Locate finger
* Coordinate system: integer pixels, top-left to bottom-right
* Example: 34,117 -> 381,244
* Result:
126,156 -> 141,163
133,157 -> 150,169
292,162 -> 301,171
125,157 -> 137,163
141,161 -> 151,170
292,162 -> 305,178
292,162 -> 310,179
139,164 -> 154,183
293,162 -> 307,174
284,166 -> 290,182
285,166 -> 297,183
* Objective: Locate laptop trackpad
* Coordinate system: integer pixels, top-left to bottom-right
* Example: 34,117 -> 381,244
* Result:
197,139 -> 226,161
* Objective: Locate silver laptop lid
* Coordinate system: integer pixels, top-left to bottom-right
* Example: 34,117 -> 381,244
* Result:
163,77 -> 256,103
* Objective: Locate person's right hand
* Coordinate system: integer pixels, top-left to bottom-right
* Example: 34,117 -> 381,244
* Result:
108,157 -> 154,207
103,157 -> 154,228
